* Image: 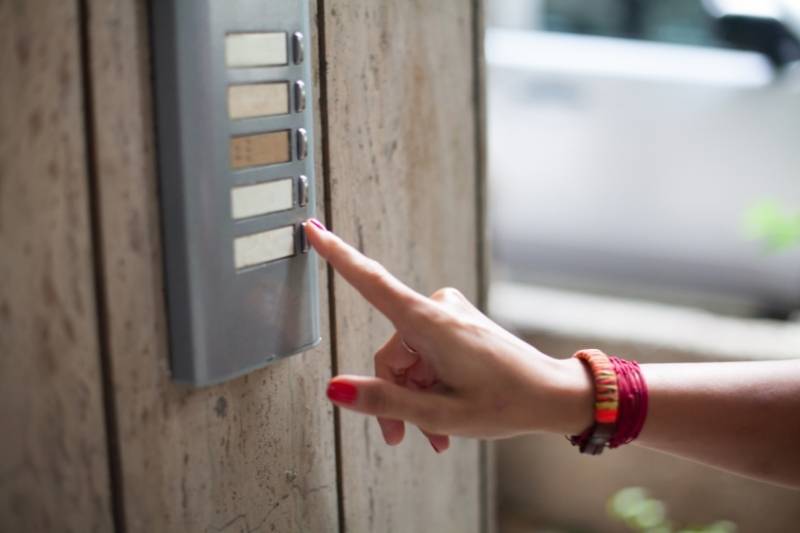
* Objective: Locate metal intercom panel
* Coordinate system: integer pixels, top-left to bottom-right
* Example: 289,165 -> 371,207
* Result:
151,0 -> 320,386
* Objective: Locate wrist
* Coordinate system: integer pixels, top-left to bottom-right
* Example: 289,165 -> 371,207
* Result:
542,357 -> 594,435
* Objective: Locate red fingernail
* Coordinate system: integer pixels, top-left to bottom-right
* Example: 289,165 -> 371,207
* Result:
431,441 -> 441,453
308,218 -> 327,231
327,381 -> 357,404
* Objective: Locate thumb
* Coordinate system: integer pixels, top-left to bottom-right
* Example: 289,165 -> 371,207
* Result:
326,375 -> 453,433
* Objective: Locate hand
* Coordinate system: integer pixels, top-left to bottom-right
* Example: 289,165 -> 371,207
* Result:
303,219 -> 592,452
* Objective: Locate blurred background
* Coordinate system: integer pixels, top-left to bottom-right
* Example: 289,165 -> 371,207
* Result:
488,0 -> 800,318
485,1 -> 800,532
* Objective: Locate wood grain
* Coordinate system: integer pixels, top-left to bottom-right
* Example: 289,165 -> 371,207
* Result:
0,1 -> 114,530
83,0 -> 338,531
321,2 -> 484,531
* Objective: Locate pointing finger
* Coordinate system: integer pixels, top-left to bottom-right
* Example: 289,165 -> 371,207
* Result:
304,219 -> 432,327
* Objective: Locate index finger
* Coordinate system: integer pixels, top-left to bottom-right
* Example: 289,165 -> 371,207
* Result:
303,219 -> 430,326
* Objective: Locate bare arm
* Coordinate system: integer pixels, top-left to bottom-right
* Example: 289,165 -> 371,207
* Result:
304,219 -> 800,488
638,360 -> 800,487
554,358 -> 800,487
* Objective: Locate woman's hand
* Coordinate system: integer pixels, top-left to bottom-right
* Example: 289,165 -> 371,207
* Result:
305,219 -> 800,485
303,219 -> 592,452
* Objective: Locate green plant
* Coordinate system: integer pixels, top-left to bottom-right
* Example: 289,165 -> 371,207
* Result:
607,487 -> 737,533
743,200 -> 800,252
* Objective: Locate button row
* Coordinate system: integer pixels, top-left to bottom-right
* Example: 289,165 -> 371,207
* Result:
224,31 -> 310,270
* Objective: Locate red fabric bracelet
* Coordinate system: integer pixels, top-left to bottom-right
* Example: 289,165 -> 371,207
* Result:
569,351 -> 649,454
609,355 -> 648,448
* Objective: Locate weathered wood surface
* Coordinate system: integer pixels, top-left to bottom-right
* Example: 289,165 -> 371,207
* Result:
0,1 -> 114,531
322,2 -> 484,531
0,0 -> 487,530
84,0 -> 338,531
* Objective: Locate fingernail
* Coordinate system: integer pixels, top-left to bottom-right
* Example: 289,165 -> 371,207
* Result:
327,381 -> 357,404
431,441 -> 441,453
307,218 -> 327,231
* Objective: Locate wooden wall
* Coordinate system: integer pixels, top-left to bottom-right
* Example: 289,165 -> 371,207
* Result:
322,2 -> 484,532
0,1 -> 114,530
0,1 -> 487,531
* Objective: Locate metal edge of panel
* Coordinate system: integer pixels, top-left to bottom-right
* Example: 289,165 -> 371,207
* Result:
150,0 -> 199,383
151,0 -> 219,384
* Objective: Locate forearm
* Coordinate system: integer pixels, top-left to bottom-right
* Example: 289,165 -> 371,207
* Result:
636,360 -> 800,487
554,358 -> 800,488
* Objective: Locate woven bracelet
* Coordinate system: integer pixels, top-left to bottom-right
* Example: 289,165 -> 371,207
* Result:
569,349 -> 619,455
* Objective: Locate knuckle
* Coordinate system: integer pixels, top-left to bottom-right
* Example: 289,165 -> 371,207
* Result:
431,286 -> 462,302
364,386 -> 389,415
430,288 -> 445,301
362,259 -> 388,284
431,288 -> 474,314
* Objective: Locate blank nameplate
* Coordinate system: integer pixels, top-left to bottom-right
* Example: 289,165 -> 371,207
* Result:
228,83 -> 289,119
231,178 -> 293,219
230,131 -> 290,169
226,32 -> 287,67
234,226 -> 295,269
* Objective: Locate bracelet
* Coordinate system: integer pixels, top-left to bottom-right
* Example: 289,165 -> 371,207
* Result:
569,349 -> 648,455
608,356 -> 648,447
569,349 -> 619,455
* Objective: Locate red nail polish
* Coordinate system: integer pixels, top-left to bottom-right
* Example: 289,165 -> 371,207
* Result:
431,441 -> 441,453
308,218 -> 327,231
327,381 -> 357,404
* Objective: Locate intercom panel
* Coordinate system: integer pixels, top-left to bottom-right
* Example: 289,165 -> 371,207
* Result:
151,0 -> 319,386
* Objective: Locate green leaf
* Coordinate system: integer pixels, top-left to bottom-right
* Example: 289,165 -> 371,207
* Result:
609,487 -> 648,520
743,200 -> 800,252
631,499 -> 667,529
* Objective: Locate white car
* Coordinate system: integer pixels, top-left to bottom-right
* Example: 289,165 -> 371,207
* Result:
487,4 -> 800,317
